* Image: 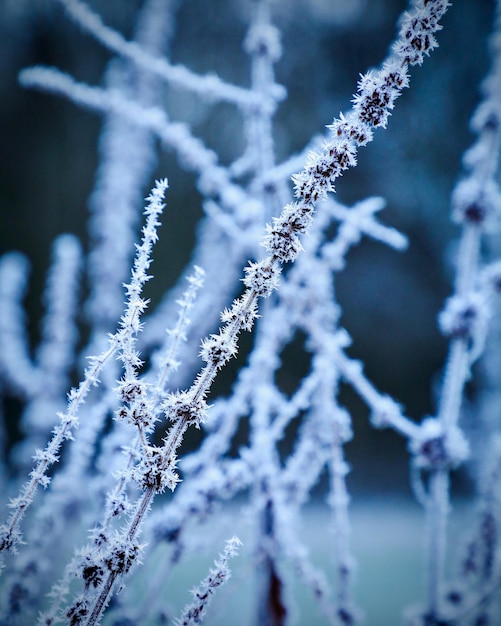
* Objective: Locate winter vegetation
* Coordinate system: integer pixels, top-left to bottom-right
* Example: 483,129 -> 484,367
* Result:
1,0 -> 501,624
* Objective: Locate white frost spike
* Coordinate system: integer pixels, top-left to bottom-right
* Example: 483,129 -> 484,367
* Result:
175,537 -> 242,626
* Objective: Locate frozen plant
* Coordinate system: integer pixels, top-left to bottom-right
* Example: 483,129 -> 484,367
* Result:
0,1 -> 500,625
175,536 -> 242,626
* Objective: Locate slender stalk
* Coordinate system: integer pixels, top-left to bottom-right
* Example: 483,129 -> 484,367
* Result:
0,340 -> 116,554
84,487 -> 155,626
426,470 -> 449,619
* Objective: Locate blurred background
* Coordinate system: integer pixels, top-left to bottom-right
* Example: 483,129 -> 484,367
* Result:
0,0 -> 496,496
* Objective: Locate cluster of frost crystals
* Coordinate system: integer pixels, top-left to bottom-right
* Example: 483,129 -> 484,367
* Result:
328,112 -> 373,147
292,142 -> 357,202
452,178 -> 501,226
163,390 -> 209,429
131,445 -> 179,493
352,61 -> 410,129
244,21 -> 282,63
410,417 -> 469,471
242,260 -> 281,296
393,0 -> 451,65
438,292 -> 489,344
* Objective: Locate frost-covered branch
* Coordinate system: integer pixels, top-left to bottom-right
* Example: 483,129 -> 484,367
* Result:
175,537 -> 242,626
405,1 -> 501,620
55,0 -> 274,111
0,179 -> 168,564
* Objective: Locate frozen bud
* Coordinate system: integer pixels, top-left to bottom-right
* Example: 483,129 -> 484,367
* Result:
132,446 -> 179,493
410,418 -> 469,470
293,143 -> 356,202
244,23 -> 282,62
78,553 -> 105,589
352,70 -> 398,129
263,203 -> 315,262
452,178 -> 501,225
278,202 -> 315,234
221,297 -> 259,332
394,27 -> 439,66
163,390 -> 208,428
393,1 -> 450,66
446,589 -> 464,606
338,607 -> 356,625
382,60 -> 410,90
328,112 -> 373,146
263,225 -> 302,262
243,260 -> 281,296
66,597 -> 91,625
292,170 -> 325,203
0,526 -> 20,553
438,293 -> 486,340
104,540 -> 142,575
117,379 -> 144,403
325,140 -> 358,171
370,396 -> 403,429
200,331 -> 238,369
107,491 -> 130,518
115,396 -> 155,429
89,528 -> 109,547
